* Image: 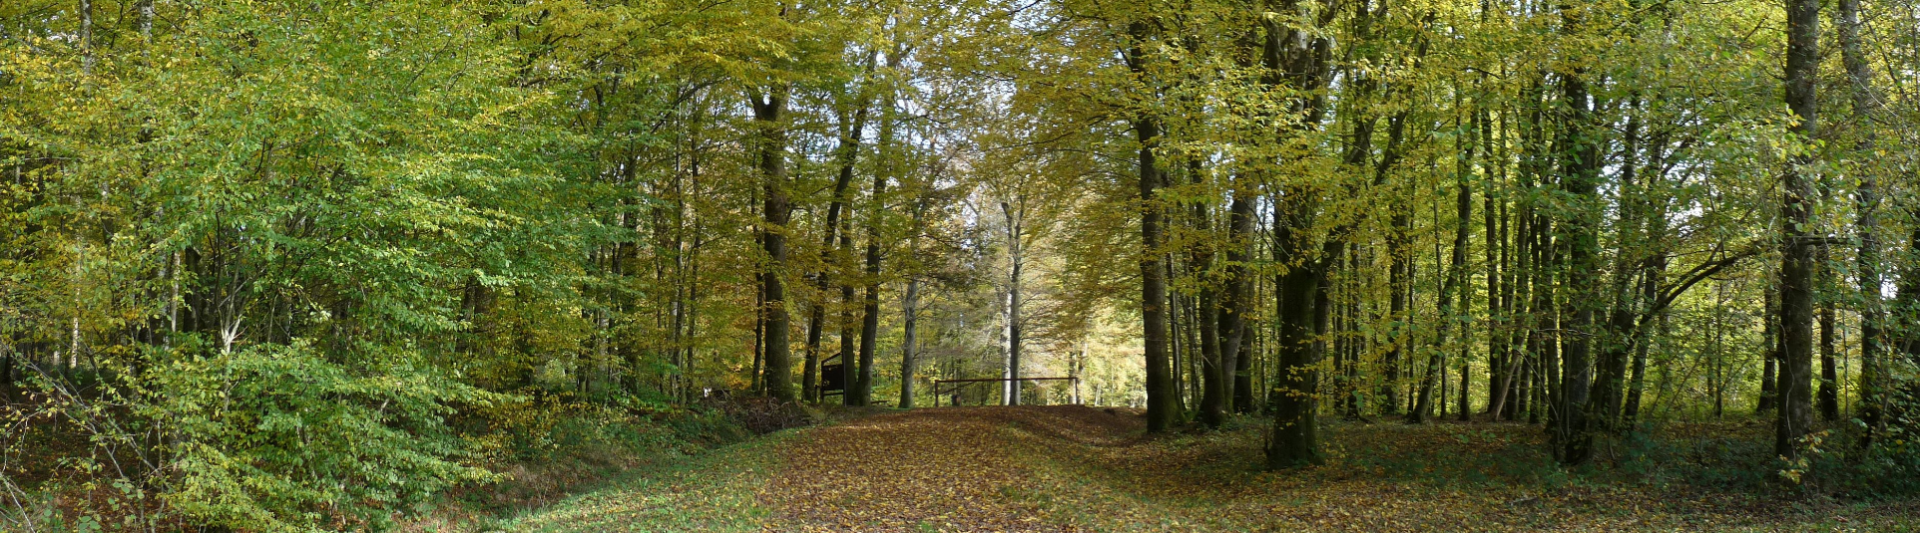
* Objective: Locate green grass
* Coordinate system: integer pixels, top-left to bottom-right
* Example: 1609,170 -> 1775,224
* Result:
501,431 -> 791,533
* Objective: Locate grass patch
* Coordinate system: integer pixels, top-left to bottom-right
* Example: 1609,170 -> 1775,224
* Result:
397,395 -> 774,532
499,432 -> 791,533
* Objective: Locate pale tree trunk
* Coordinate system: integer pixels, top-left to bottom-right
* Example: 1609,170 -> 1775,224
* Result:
899,277 -> 920,409
79,0 -> 95,72
1218,188 -> 1255,417
138,0 -> 153,39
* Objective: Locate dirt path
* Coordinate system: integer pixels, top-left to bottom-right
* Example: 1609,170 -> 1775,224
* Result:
756,406 -> 1140,532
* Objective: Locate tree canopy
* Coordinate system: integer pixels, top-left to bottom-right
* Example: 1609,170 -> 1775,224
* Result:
4,0 -> 1920,530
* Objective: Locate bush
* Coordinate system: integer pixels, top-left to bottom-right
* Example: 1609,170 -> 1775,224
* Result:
2,342 -> 506,532
147,343 -> 506,532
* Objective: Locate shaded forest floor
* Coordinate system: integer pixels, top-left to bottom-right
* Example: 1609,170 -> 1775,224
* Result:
502,406 -> 1920,532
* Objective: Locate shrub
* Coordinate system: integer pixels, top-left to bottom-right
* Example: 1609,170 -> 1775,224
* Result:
147,342 -> 506,532
2,342 -> 506,532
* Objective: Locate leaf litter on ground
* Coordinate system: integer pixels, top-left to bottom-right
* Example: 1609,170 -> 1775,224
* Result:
510,406 -> 1920,532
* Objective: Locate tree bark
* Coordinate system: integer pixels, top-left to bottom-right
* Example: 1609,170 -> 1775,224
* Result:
804,64 -> 875,403
1130,20 -> 1175,433
1381,115 -> 1411,417
1220,187 -> 1255,417
1386,217 -> 1410,417
1001,199 -> 1024,406
1776,0 -> 1819,458
1837,0 -> 1884,432
1553,9 -> 1603,461
1264,0 -> 1337,469
1271,196 -> 1330,467
1760,285 -> 1780,413
752,89 -> 796,402
1196,168 -> 1225,426
855,172 -> 887,407
1591,96 -> 1644,434
839,279 -> 857,406
899,276 -> 919,409
1483,107 -> 1509,418
1819,284 -> 1839,421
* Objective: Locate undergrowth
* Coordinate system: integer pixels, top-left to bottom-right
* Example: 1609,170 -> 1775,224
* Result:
402,392 -> 796,531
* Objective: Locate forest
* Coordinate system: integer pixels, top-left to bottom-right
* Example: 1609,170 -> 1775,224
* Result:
3,0 -> 1920,531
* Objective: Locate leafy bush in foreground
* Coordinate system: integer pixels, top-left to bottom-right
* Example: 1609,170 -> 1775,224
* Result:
3,343 -> 503,532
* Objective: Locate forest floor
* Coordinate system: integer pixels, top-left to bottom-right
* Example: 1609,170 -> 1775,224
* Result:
503,406 -> 1920,532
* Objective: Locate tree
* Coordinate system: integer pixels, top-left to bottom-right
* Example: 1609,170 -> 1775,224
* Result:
1128,19 -> 1178,433
1263,0 -> 1339,469
1776,0 -> 1819,460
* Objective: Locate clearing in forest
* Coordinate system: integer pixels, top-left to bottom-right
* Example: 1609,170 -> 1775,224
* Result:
509,406 -> 1918,532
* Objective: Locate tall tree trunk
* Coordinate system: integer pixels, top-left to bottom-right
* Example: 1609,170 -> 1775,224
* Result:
1220,187 -> 1255,417
1819,282 -> 1839,421
1130,21 -> 1175,433
1413,134 -> 1474,423
137,0 -> 152,39
803,304 -> 822,401
1503,168 -> 1536,422
1001,200 -> 1024,406
1196,171 -> 1225,426
840,278 -> 857,406
899,276 -> 920,409
1712,282 -> 1730,417
804,67 -> 875,403
1623,286 -> 1660,428
685,237 -> 702,399
855,178 -> 887,408
1271,196 -> 1330,467
896,182 -> 933,409
1777,0 -> 1820,458
1518,75 -> 1552,426
1544,230 -> 1565,430
1760,285 -> 1780,413
1456,110 -> 1480,423
1819,187 -> 1839,423
752,89 -> 796,402
1264,0 -> 1337,469
1387,214 -> 1411,417
79,0 -> 94,73
752,245 -> 765,394
856,53 -> 907,408
1838,0 -> 1884,432
1591,96 -> 1645,435
1553,11 -> 1604,461
1492,197 -> 1525,420
1234,319 -> 1256,413
1484,108 -> 1509,418
1380,112 -> 1411,417
1171,267 -> 1189,411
